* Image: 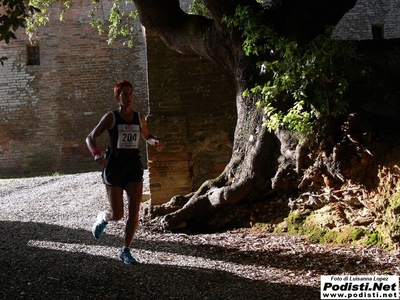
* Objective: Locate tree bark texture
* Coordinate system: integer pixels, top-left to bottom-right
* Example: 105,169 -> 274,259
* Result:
133,0 -> 366,232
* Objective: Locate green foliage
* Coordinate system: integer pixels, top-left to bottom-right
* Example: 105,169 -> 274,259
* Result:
188,0 -> 212,19
322,227 -> 382,246
0,178 -> 16,185
365,232 -> 382,246
276,211 -> 384,246
0,0 -> 29,44
376,190 -> 400,249
0,0 -> 36,64
224,5 -> 357,136
278,213 -> 306,234
1,0 -> 138,52
23,0 -> 71,42
335,228 -> 365,243
0,0 -> 70,64
89,0 -> 138,48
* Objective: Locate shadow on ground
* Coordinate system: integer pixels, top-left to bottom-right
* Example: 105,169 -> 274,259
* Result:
2,220 -> 381,299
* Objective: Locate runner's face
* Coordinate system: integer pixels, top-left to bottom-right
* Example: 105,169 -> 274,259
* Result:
118,86 -> 134,108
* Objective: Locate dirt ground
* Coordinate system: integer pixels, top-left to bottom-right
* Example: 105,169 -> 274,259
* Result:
1,172 -> 399,300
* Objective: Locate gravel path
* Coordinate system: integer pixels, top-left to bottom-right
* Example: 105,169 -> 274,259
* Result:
1,172 -> 399,300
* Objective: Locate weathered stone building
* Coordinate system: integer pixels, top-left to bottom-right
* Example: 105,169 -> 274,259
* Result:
0,0 -> 150,176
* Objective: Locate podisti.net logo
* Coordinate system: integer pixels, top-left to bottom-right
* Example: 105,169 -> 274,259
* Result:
321,275 -> 399,299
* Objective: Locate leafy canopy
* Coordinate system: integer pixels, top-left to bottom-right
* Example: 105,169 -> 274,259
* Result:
0,0 -> 29,44
2,0 -> 358,135
0,0 -> 137,48
188,0 -> 212,19
0,0 -> 71,44
0,0 -> 35,64
223,5 -> 357,136
89,0 -> 137,48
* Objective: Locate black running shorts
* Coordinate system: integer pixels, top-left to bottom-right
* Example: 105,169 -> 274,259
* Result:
102,155 -> 143,188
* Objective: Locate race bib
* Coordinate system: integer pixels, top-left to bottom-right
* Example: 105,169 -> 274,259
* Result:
117,124 -> 140,149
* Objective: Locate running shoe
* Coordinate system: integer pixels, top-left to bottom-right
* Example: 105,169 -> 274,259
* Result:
92,211 -> 108,239
119,248 -> 137,264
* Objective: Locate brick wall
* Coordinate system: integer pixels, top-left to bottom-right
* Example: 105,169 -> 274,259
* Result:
2,0 -> 395,205
334,0 -> 400,40
0,0 -> 149,178
0,0 -> 237,206
145,30 -> 236,204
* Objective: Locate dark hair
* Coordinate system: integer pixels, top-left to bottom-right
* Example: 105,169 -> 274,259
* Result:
114,80 -> 133,97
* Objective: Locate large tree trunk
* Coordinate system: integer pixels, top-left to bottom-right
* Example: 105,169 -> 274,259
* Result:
134,0 -> 363,231
155,97 -> 282,231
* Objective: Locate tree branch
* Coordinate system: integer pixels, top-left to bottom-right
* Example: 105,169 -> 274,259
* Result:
133,0 -> 212,54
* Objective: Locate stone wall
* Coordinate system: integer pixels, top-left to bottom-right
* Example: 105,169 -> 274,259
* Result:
0,0 -> 149,178
334,0 -> 400,40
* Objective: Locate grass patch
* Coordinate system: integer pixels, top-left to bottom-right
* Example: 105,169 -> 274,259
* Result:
0,178 -> 16,185
273,210 -> 383,247
51,172 -> 63,177
375,190 -> 400,249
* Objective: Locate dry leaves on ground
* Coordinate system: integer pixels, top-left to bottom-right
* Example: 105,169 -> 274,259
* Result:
0,172 -> 399,300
